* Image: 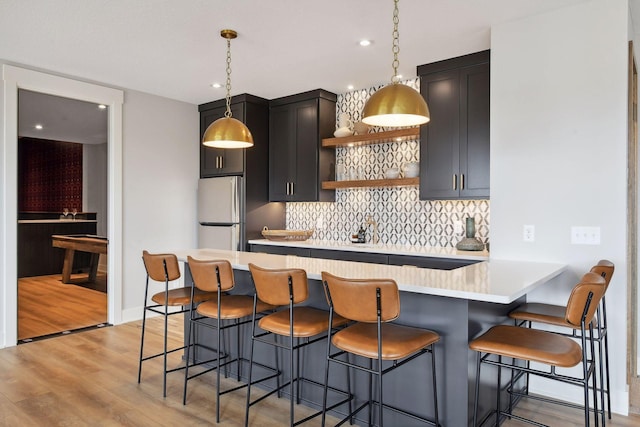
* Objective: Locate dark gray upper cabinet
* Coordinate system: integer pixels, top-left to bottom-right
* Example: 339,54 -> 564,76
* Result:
199,94 -> 270,178
269,89 -> 336,202
418,50 -> 490,200
199,102 -> 245,177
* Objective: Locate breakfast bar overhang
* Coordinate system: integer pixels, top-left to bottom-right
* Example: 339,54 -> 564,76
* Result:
174,249 -> 567,426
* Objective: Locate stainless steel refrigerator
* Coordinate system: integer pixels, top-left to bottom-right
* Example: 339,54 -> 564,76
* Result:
197,176 -> 243,250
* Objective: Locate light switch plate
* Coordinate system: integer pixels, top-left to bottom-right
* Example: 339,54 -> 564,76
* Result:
571,226 -> 600,245
523,225 -> 535,242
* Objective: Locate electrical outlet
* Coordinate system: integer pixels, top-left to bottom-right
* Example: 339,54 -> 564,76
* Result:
523,225 -> 535,242
315,215 -> 324,230
571,226 -> 600,245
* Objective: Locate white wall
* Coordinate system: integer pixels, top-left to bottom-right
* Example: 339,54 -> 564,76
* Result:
491,0 -> 629,413
120,89 -> 199,320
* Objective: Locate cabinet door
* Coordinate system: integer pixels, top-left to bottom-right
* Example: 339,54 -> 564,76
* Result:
290,99 -> 319,201
200,104 -> 245,177
419,69 -> 461,200
269,99 -> 319,202
269,103 -> 295,201
459,63 -> 490,198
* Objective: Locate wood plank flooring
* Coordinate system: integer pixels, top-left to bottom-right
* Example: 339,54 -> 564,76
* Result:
18,274 -> 107,340
1,315 -> 639,426
0,315 -> 340,426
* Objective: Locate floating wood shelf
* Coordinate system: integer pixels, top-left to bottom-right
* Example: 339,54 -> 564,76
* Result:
322,177 -> 419,190
321,127 -> 420,148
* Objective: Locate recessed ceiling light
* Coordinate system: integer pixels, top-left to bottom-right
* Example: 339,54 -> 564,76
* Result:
359,39 -> 372,47
211,83 -> 222,89
347,85 -> 354,91
34,124 -> 43,130
98,104 -> 107,109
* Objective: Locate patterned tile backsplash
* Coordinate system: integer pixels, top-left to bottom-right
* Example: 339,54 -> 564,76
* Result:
285,78 -> 490,248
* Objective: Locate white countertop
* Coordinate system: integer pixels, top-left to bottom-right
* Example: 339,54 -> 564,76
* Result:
248,239 -> 489,261
174,249 -> 566,304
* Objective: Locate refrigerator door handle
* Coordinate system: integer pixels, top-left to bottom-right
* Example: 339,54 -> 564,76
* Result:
232,224 -> 239,251
231,178 -> 238,222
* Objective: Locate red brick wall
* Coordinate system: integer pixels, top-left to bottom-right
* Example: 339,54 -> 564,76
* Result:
18,137 -> 83,213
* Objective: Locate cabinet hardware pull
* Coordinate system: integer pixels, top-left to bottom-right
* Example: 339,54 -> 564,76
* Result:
215,156 -> 219,169
291,182 -> 294,195
452,174 -> 457,190
460,174 -> 465,190
286,182 -> 290,195
219,156 -> 223,169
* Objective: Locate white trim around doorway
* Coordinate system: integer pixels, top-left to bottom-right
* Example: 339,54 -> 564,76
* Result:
1,65 -> 124,348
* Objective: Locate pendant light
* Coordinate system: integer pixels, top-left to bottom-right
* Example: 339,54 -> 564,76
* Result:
202,29 -> 253,149
362,0 -> 430,127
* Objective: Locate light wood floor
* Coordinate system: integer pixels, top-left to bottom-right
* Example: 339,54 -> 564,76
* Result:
1,315 -> 639,426
18,274 -> 107,340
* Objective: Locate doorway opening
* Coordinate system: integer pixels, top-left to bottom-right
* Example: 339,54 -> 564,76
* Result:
2,64 -> 124,348
16,90 -> 109,342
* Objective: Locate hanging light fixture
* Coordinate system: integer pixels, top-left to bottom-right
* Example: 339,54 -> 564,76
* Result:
361,0 -> 430,128
202,29 -> 253,149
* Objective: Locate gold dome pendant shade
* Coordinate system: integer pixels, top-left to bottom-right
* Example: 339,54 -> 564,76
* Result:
362,83 -> 430,127
202,29 -> 254,149
202,116 -> 253,149
361,0 -> 430,128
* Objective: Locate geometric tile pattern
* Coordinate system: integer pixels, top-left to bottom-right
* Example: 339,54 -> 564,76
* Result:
286,78 -> 490,248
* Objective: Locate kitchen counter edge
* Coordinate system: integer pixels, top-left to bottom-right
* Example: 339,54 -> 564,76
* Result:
248,238 -> 489,260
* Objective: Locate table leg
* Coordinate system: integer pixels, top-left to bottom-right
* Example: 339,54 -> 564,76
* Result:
88,253 -> 100,282
61,248 -> 75,284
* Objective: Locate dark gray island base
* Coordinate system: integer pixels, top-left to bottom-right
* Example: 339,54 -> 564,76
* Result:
184,267 -> 525,426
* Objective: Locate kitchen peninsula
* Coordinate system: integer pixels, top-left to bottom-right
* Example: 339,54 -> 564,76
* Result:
174,248 -> 566,426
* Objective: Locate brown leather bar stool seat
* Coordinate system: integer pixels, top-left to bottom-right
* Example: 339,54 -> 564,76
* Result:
509,260 -> 614,418
470,272 -> 607,427
321,272 -> 440,427
182,257 -> 277,423
137,250 -> 216,397
245,264 -> 351,427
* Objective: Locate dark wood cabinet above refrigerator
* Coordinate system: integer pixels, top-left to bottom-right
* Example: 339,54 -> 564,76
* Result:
418,50 -> 490,200
199,94 -> 271,178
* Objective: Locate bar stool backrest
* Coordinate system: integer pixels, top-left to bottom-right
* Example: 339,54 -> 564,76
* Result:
248,263 -> 308,305
321,271 -> 400,323
590,259 -> 614,291
187,256 -> 234,292
142,250 -> 180,282
565,271 -> 607,327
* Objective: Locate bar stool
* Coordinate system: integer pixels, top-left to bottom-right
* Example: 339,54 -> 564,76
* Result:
321,271 -> 441,427
509,260 -> 614,418
182,256 -> 278,423
138,250 -> 216,397
245,263 -> 351,427
470,271 -> 607,427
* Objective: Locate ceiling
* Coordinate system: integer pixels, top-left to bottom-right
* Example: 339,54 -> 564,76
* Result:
1,0 -> 592,105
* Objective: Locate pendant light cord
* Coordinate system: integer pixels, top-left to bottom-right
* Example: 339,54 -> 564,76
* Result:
391,0 -> 400,84
224,37 -> 233,118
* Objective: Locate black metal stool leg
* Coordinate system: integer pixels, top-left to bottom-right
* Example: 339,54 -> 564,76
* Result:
137,300 -> 148,383
431,344 -> 439,427
473,352 -> 481,427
